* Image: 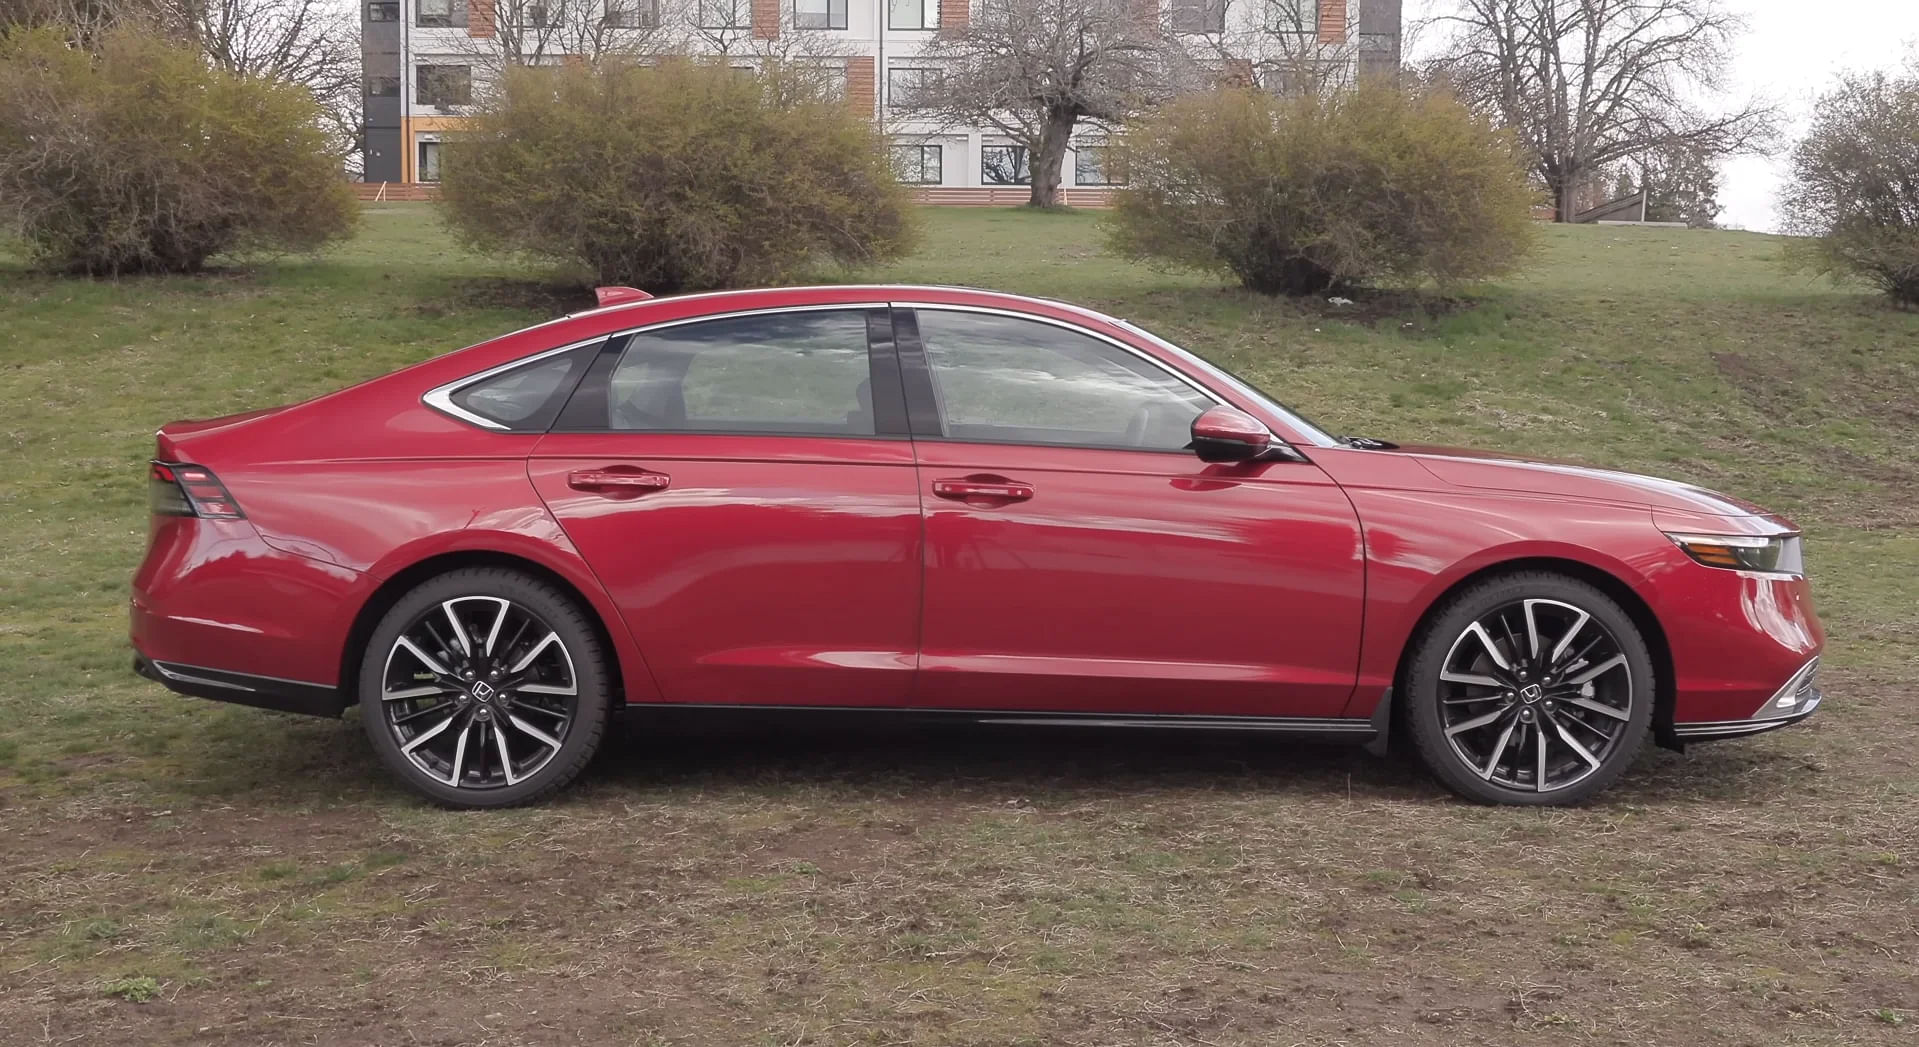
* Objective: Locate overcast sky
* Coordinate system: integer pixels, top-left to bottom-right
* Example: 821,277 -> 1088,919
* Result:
1407,0 -> 1919,232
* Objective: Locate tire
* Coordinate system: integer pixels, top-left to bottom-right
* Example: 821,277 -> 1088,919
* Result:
358,567 -> 610,808
1403,571 -> 1654,805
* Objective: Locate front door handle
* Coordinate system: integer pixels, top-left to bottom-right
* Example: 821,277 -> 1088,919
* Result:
932,475 -> 1034,504
568,467 -> 670,494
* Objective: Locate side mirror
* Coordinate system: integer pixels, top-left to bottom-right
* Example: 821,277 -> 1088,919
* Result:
1190,405 -> 1281,463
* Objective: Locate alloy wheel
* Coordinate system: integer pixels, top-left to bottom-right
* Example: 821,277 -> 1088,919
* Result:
1437,597 -> 1634,793
379,595 -> 579,790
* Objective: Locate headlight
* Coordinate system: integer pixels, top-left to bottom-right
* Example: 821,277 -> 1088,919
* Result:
1663,531 -> 1804,577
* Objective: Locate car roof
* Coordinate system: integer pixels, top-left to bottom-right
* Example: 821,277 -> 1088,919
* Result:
555,284 -> 1127,333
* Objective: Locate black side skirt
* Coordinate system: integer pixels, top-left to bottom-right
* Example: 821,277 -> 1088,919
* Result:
621,703 -> 1380,742
135,656 -> 347,718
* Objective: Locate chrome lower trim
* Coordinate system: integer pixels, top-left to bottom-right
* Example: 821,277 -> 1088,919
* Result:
1673,691 -> 1822,740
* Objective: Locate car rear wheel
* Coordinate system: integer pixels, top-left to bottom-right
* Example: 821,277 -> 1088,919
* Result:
358,568 -> 609,808
1404,572 -> 1654,805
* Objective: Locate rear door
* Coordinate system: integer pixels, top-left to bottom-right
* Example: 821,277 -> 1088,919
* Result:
527,306 -> 924,707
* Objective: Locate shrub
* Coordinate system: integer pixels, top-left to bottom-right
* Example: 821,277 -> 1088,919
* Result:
1781,67 -> 1919,307
0,28 -> 355,275
439,59 -> 917,293
1105,84 -> 1537,296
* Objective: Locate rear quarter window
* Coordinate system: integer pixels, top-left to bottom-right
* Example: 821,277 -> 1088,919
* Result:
442,342 -> 600,431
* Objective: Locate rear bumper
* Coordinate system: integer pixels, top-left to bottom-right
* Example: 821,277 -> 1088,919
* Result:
134,654 -> 345,718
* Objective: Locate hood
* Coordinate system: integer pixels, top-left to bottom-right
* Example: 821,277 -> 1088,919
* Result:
1393,443 -> 1788,521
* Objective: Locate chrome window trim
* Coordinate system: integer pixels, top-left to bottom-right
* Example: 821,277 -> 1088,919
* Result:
422,303 -> 890,432
890,301 -> 1234,440
422,337 -> 608,432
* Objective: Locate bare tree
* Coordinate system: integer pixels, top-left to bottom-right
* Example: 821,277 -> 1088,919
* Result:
172,0 -> 360,163
1425,0 -> 1773,222
913,0 -> 1170,207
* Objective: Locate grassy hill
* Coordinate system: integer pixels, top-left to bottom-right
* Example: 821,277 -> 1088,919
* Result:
1,207 -> 1915,1044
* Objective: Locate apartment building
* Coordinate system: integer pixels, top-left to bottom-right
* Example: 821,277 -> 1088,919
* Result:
360,0 -> 1401,200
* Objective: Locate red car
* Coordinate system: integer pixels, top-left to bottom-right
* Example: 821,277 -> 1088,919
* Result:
131,285 -> 1824,807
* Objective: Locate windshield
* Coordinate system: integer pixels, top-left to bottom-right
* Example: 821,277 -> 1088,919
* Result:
1115,320 -> 1340,448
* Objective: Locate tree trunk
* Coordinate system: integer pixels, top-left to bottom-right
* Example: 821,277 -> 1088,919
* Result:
1028,107 -> 1076,208
1553,176 -> 1576,223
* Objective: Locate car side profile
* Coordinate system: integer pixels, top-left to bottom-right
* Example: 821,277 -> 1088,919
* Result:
131,285 -> 1825,807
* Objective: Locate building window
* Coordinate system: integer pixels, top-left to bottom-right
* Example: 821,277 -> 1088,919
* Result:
417,140 -> 443,182
417,65 -> 473,107
889,0 -> 937,29
1074,144 -> 1118,186
1266,0 -> 1317,33
1263,59 -> 1339,95
515,3 -> 551,27
887,66 -> 943,109
799,61 -> 847,100
794,0 -> 847,29
367,1 -> 399,20
366,75 -> 401,97
891,144 -> 942,184
698,0 -> 747,27
1168,0 -> 1225,34
981,144 -> 1029,185
417,0 -> 467,27
605,0 -> 660,26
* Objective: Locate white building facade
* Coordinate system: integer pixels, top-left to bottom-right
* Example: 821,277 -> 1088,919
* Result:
360,0 -> 1401,201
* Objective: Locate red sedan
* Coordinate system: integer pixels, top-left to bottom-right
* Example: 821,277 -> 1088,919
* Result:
131,285 -> 1824,807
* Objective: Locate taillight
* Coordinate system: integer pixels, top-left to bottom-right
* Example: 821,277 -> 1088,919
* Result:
150,462 -> 245,520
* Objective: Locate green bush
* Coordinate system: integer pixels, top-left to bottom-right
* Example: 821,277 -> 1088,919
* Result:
440,59 -> 917,293
1105,84 -> 1537,296
1781,68 -> 1919,307
0,28 -> 355,275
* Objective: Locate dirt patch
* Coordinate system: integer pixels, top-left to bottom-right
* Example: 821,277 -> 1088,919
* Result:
3,672 -> 1917,1045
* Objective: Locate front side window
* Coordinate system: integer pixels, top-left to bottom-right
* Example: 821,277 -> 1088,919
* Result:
915,310 -> 1213,451
887,66 -> 943,108
890,144 -> 942,184
794,0 -> 848,29
446,344 -> 598,430
981,144 -> 1029,185
417,65 -> 473,106
698,0 -> 747,27
584,311 -> 876,435
417,0 -> 467,27
888,0 -> 937,29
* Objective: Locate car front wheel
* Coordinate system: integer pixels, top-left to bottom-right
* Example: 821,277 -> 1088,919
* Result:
358,567 -> 610,808
1404,572 -> 1655,805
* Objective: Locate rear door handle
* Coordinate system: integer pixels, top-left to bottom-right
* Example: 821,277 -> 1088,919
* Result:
932,475 -> 1034,504
568,467 -> 670,494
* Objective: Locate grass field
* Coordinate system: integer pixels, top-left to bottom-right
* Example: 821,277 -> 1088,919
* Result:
2,205 -> 1917,1045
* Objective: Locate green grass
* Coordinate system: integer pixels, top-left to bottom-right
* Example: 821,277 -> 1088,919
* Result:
2,206 -> 1917,1044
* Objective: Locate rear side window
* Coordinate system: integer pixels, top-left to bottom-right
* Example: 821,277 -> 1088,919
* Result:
564,310 -> 878,435
445,342 -> 598,430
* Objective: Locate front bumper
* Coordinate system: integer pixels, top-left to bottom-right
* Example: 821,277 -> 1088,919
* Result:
134,654 -> 346,718
1672,657 -> 1823,742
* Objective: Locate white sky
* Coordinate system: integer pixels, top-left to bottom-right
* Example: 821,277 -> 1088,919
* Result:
1407,0 -> 1919,232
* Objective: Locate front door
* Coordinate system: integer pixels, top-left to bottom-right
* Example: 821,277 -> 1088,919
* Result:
902,307 -> 1366,718
528,307 -> 923,707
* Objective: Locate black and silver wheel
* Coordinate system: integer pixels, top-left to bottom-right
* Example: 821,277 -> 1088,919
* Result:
359,568 -> 609,808
1404,572 -> 1654,805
